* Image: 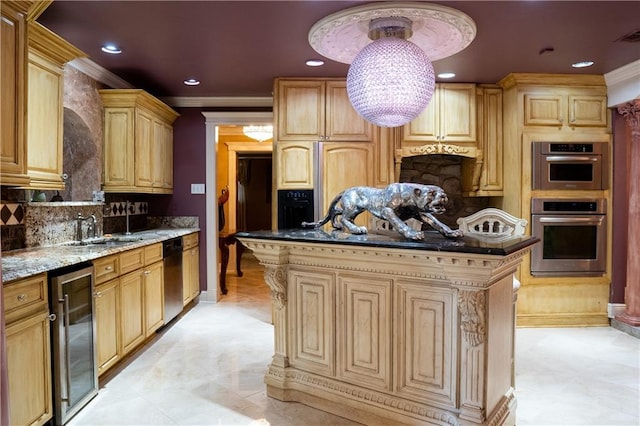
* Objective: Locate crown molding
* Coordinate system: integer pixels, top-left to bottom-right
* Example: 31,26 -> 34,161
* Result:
604,59 -> 640,107
68,57 -> 134,89
163,96 -> 273,108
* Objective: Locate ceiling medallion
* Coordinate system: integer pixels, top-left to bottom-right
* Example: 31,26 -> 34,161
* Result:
308,2 -> 476,128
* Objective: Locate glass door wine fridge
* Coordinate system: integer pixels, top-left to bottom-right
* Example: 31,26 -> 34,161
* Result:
49,263 -> 98,425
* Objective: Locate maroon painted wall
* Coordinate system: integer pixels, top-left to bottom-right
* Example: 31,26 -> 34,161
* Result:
149,107 -> 208,291
611,111 -> 630,304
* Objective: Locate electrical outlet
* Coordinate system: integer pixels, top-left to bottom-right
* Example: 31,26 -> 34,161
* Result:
191,183 -> 205,194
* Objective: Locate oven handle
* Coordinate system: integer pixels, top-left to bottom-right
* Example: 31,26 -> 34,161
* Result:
546,156 -> 597,162
539,216 -> 604,224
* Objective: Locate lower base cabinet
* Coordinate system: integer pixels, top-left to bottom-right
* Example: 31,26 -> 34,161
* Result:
95,278 -> 121,375
4,273 -> 53,426
182,233 -> 200,305
94,245 -> 165,377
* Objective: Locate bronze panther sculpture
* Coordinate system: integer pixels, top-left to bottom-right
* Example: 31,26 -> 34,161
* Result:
301,183 -> 463,240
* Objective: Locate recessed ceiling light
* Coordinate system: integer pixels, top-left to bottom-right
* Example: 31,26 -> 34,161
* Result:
438,72 -> 456,79
306,59 -> 325,67
184,78 -> 200,86
101,44 -> 122,54
572,61 -> 594,68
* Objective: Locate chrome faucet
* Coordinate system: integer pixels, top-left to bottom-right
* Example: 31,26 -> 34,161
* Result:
125,201 -> 132,235
76,213 -> 97,242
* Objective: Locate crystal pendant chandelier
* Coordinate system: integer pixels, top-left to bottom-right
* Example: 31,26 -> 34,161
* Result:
346,17 -> 435,128
242,125 -> 273,142
308,2 -> 477,128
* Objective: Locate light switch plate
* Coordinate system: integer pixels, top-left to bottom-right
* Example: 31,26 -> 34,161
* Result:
191,183 -> 205,194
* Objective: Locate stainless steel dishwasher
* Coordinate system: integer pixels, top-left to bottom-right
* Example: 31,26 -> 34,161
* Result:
163,237 -> 184,323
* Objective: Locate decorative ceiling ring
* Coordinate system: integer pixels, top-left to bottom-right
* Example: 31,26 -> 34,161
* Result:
308,2 -> 477,65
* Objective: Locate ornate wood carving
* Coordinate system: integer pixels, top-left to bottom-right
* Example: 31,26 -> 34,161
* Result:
618,99 -> 640,143
264,265 -> 287,310
458,290 -> 486,346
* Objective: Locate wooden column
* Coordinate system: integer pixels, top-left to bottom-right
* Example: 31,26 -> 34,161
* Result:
616,100 -> 640,326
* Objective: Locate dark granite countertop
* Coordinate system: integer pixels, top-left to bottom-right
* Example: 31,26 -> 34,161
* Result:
236,229 -> 539,256
2,228 -> 199,283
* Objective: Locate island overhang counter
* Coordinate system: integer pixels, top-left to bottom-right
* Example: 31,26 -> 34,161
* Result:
236,229 -> 538,426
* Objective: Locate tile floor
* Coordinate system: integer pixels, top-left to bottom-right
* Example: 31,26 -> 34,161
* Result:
69,254 -> 640,426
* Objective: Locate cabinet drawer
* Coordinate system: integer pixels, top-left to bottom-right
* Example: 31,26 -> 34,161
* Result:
94,255 -> 120,284
120,248 -> 145,275
144,243 -> 163,265
3,273 -> 48,324
183,233 -> 199,249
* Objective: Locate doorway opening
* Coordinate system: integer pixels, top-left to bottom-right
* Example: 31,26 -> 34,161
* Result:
237,154 -> 273,232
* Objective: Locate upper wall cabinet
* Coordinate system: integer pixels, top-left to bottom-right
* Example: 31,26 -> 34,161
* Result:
499,73 -> 609,130
25,22 -> 85,189
403,83 -> 477,145
100,89 -> 179,194
275,78 -> 373,142
1,1 -> 31,186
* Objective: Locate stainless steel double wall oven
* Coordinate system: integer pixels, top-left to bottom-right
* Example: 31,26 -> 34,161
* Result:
530,142 -> 608,277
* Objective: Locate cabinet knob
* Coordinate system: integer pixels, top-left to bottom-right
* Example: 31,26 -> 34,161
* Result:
47,313 -> 57,322
104,266 -> 113,272
94,291 -> 102,298
17,294 -> 27,302
144,270 -> 151,276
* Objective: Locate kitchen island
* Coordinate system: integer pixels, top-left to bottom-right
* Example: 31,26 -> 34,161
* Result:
236,229 -> 538,426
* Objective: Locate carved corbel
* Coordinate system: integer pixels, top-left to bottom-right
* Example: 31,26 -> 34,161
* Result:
458,290 -> 486,346
264,265 -> 287,309
618,99 -> 640,143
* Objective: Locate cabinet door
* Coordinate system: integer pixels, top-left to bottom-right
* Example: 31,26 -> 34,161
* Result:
103,107 -> 135,188
439,83 -> 477,143
320,143 -> 374,225
337,273 -> 392,391
189,246 -> 200,300
120,271 -> 145,355
95,278 -> 120,376
524,93 -> 564,126
6,310 -> 53,426
275,141 -> 313,189
289,268 -> 335,376
569,95 -> 608,127
182,250 -> 192,305
395,282 -> 456,406
0,3 -> 29,186
325,80 -> 372,141
144,261 -> 164,336
403,89 -> 439,142
27,52 -> 64,189
135,109 -> 154,188
276,80 -> 325,141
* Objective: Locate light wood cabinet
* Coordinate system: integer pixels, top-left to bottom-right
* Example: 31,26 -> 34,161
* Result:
523,90 -> 608,128
143,261 -> 164,337
274,78 -> 376,195
94,243 -> 165,376
100,89 -> 179,194
4,273 -> 53,426
403,83 -> 477,144
319,142 -> 374,218
498,73 -> 611,327
119,270 -> 145,355
182,233 -> 200,306
1,1 -> 31,186
463,85 -> 504,196
275,79 -> 372,142
24,22 -> 84,189
95,278 -> 120,375
275,141 -> 314,189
